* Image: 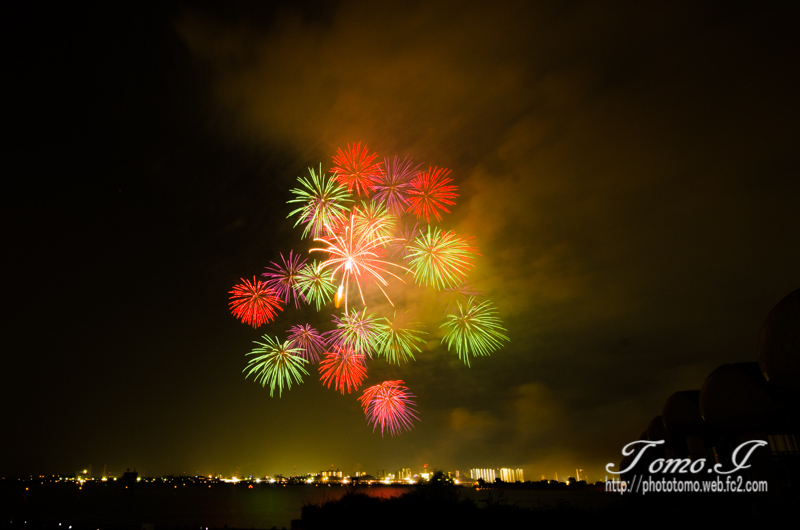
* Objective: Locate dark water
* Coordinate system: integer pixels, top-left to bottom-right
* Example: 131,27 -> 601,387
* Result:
2,483 -> 616,529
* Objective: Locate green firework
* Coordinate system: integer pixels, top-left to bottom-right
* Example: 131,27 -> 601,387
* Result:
244,336 -> 309,397
296,260 -> 337,310
329,308 -> 381,357
287,165 -> 353,239
440,297 -> 509,366
375,311 -> 427,365
439,282 -> 485,315
355,200 -> 397,245
406,226 -> 478,290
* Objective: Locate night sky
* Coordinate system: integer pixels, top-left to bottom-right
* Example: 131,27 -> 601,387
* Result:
5,1 -> 799,482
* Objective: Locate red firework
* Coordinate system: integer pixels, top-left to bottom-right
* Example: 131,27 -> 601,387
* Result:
229,277 -> 283,327
331,142 -> 383,196
318,345 -> 368,394
358,380 -> 419,436
407,167 -> 458,223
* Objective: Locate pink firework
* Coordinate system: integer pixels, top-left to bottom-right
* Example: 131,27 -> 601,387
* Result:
229,277 -> 283,327
318,346 -> 367,394
358,380 -> 419,436
331,142 -> 383,196
287,324 -> 327,363
372,155 -> 421,216
263,250 -> 307,309
407,167 -> 458,223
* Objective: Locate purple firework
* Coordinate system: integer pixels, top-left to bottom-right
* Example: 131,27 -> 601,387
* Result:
263,250 -> 307,309
372,155 -> 421,216
287,324 -> 327,363
387,222 -> 421,263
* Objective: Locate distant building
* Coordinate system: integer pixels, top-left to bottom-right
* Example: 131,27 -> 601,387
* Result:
397,468 -> 412,480
499,468 -> 524,482
470,468 -> 496,482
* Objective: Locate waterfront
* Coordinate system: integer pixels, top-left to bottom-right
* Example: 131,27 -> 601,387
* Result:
3,483 -> 618,529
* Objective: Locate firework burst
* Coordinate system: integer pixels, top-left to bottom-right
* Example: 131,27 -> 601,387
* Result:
244,336 -> 308,397
310,207 -> 410,311
375,312 -> 426,364
229,144 -> 511,434
263,250 -> 307,309
406,226 -> 478,289
372,155 -> 421,216
318,346 -> 368,394
359,380 -> 419,436
229,277 -> 283,327
287,324 -> 327,363
296,260 -> 337,311
407,166 -> 458,223
331,142 -> 382,196
287,165 -> 353,239
326,308 -> 382,357
440,297 -> 509,366
355,200 -> 397,245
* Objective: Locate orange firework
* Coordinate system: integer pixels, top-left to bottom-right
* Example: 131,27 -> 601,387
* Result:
310,207 -> 410,311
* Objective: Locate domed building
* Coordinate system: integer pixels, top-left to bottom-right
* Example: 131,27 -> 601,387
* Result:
662,390 -> 709,460
618,289 -> 800,487
758,289 -> 800,403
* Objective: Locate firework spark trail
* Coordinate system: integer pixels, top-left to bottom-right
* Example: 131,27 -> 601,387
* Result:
375,311 -> 427,365
372,155 -> 421,216
355,200 -> 397,245
439,282 -> 486,315
244,336 -> 308,397
263,250 -> 307,309
287,165 -> 353,239
440,297 -> 509,366
406,226 -> 479,290
318,346 -> 368,394
359,380 -> 419,436
407,166 -> 458,223
310,207 -> 411,311
387,222 -> 420,263
331,142 -> 383,197
296,260 -> 337,311
229,277 -> 283,327
287,324 -> 327,363
326,308 -> 382,358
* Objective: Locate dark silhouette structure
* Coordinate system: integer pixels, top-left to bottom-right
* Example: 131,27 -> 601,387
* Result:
619,289 -> 800,488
